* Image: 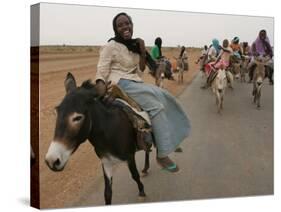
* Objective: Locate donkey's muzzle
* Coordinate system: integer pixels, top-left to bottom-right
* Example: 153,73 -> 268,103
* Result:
45,158 -> 64,172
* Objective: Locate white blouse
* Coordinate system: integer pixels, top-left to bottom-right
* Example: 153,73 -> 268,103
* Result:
95,40 -> 143,84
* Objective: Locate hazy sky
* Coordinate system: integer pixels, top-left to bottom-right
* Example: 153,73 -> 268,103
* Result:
36,3 -> 274,47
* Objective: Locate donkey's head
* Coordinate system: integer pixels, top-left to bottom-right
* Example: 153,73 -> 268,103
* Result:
215,69 -> 227,92
253,56 -> 269,85
241,55 -> 250,71
45,73 -> 98,171
234,63 -> 241,79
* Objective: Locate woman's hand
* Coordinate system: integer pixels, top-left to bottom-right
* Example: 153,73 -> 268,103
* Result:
95,80 -> 112,97
136,38 -> 146,71
136,38 -> 146,56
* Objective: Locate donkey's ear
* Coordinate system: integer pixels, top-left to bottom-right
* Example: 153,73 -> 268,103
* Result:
64,72 -> 77,94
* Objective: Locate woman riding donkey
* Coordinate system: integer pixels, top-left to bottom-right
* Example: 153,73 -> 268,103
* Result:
178,46 -> 188,71
195,45 -> 208,72
150,37 -> 174,80
201,39 -> 233,88
95,12 -> 191,172
230,36 -> 242,60
248,29 -> 273,84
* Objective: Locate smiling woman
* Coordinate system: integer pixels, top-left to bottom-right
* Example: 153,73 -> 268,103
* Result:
95,12 -> 191,172
107,12 -> 147,71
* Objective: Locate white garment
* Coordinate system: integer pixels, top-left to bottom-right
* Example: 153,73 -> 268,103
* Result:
96,40 -> 143,84
207,46 -> 218,61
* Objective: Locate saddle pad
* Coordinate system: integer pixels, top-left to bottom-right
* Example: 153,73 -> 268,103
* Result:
115,98 -> 152,126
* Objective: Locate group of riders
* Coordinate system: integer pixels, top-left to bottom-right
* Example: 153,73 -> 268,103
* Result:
95,13 -> 273,173
146,29 -> 274,89
196,29 -> 274,88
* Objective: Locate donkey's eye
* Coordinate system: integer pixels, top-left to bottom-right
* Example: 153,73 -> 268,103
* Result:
73,115 -> 83,122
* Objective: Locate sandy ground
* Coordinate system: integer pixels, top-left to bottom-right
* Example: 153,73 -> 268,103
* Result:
37,46 -> 201,208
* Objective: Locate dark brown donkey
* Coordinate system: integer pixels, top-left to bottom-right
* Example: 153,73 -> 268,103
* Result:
45,73 -> 152,205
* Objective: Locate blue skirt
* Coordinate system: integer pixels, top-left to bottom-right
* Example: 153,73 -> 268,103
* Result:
117,79 -> 191,157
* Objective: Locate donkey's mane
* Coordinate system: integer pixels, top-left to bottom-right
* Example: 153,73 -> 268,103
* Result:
81,79 -> 95,90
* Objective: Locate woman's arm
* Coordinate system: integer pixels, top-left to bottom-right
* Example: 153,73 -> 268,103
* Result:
252,43 -> 258,56
136,38 -> 146,71
220,46 -> 231,53
96,44 -> 113,83
95,44 -> 113,96
263,40 -> 273,58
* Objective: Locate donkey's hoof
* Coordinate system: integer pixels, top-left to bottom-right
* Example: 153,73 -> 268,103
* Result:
139,191 -> 146,196
138,195 -> 146,202
174,147 -> 183,153
141,171 -> 149,177
138,191 -> 146,200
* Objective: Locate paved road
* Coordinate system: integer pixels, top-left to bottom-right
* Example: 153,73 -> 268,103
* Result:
72,73 -> 273,207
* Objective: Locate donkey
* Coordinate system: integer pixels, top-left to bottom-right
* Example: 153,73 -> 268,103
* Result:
228,55 -> 242,82
45,73 -> 151,205
252,56 -> 270,109
174,57 -> 185,84
230,61 -> 241,81
152,57 -> 174,88
211,69 -> 227,114
154,61 -> 165,88
240,55 -> 251,83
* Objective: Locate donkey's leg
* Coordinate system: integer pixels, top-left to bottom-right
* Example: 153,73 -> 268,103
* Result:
127,155 -> 146,197
180,71 -> 183,83
215,94 -> 219,105
221,95 -> 224,110
155,78 -> 160,87
226,71 -> 234,89
160,78 -> 164,88
181,63 -> 184,83
180,71 -> 182,83
217,102 -> 221,113
216,92 -> 221,113
257,90 -> 261,109
180,65 -> 184,83
102,164 -> 113,205
252,83 -> 257,98
253,88 -> 257,104
142,151 -> 150,176
253,93 -> 257,104
268,67 -> 274,84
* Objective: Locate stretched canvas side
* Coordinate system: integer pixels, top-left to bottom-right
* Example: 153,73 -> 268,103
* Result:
30,3 -> 40,209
